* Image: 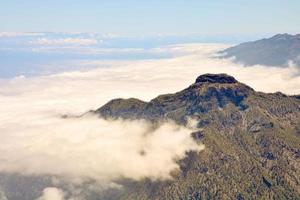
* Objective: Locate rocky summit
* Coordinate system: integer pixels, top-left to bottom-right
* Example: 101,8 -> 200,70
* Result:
96,73 -> 253,122
94,73 -> 300,200
195,73 -> 238,84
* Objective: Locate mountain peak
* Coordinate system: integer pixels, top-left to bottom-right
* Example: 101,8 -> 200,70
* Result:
195,73 -> 238,84
220,33 -> 300,67
269,33 -> 300,41
271,33 -> 291,39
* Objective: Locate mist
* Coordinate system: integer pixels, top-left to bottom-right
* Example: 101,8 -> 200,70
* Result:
0,116 -> 202,183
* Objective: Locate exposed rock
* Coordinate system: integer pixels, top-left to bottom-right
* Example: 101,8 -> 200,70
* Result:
262,176 -> 272,188
191,130 -> 205,140
195,73 -> 238,84
292,95 -> 300,100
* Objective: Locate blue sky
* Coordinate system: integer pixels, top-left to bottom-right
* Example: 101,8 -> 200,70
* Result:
1,0 -> 300,35
1,1 -> 300,78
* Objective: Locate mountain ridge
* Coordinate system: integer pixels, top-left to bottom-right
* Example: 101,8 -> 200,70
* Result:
94,73 -> 300,200
95,73 -> 254,123
220,33 -> 300,67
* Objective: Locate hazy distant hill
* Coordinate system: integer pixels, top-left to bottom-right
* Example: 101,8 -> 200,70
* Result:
95,74 -> 300,200
220,34 -> 300,67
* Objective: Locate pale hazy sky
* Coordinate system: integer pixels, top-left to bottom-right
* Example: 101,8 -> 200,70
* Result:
1,0 -> 300,35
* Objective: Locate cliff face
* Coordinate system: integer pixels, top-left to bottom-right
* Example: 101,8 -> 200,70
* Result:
95,74 -> 300,200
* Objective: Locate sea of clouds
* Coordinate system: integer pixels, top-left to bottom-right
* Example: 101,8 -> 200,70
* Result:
0,38 -> 300,199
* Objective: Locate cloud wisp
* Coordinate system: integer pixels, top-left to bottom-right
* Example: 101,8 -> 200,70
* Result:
30,38 -> 99,46
0,32 -> 45,37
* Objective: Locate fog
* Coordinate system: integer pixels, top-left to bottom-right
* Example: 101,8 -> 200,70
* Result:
0,116 -> 202,183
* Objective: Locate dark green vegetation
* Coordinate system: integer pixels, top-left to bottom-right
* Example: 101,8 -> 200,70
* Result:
220,33 -> 300,67
96,74 -> 300,200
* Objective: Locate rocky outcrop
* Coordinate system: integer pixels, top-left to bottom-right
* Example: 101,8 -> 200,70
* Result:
195,73 -> 238,84
292,95 -> 300,100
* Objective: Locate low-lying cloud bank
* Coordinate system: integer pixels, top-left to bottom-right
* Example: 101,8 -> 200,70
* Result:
0,116 -> 202,183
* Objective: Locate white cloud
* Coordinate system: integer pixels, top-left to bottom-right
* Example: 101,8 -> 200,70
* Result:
0,32 -> 45,37
30,38 -> 98,46
32,47 -> 145,55
0,116 -> 202,183
36,187 -> 65,200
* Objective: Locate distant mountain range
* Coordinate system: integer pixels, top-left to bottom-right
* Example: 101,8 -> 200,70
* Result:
220,34 -> 300,67
93,73 -> 300,199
